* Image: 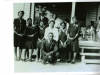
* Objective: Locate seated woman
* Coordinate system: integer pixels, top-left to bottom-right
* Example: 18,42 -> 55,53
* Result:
25,18 -> 38,62
41,32 -> 60,65
58,22 -> 68,62
36,21 -> 46,62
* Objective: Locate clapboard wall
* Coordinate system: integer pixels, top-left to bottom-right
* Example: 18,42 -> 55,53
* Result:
86,4 -> 98,26
13,3 -> 30,20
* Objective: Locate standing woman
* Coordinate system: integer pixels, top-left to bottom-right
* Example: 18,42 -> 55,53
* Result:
13,11 -> 26,61
58,22 -> 68,62
67,17 -> 81,64
96,16 -> 100,41
36,21 -> 46,62
25,18 -> 38,62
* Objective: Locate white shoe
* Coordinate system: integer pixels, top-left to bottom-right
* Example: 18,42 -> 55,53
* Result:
39,59 -> 42,62
57,59 -> 60,62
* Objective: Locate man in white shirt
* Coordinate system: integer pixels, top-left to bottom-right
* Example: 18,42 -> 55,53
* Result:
44,20 -> 58,41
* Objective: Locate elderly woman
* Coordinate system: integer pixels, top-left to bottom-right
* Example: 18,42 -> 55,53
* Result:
67,17 -> 81,64
13,11 -> 26,61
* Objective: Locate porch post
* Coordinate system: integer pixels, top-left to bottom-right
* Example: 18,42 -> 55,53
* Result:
97,4 -> 100,20
31,3 -> 35,25
70,2 -> 76,23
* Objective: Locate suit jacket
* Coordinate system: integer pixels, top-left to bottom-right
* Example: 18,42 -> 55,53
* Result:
41,39 -> 58,55
35,17 -> 48,27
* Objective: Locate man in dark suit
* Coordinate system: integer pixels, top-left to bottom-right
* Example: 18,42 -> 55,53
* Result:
41,32 -> 60,64
35,12 -> 48,28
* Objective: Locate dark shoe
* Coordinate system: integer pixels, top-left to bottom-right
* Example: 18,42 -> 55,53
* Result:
71,61 -> 75,64
29,59 -> 32,62
22,59 -> 26,62
67,60 -> 71,63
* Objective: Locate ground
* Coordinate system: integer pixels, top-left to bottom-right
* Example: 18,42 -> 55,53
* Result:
14,59 -> 100,72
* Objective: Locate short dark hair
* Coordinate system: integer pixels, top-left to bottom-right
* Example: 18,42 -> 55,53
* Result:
48,32 -> 54,36
72,16 -> 77,20
49,20 -> 55,24
27,18 -> 32,22
65,18 -> 70,23
18,11 -> 24,16
52,13 -> 58,19
99,16 -> 100,20
60,22 -> 66,26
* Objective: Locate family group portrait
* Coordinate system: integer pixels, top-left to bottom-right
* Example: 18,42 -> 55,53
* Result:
13,2 -> 100,72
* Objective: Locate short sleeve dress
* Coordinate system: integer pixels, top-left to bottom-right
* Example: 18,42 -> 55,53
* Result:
68,22 -> 80,52
14,18 -> 26,49
25,25 -> 38,49
58,28 -> 68,54
37,26 -> 45,49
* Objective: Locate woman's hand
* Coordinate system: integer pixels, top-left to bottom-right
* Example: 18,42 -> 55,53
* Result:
18,34 -> 23,37
27,34 -> 34,37
69,37 -> 74,40
60,40 -> 63,46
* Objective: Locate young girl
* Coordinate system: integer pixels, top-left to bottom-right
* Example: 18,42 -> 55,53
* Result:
58,22 -> 68,62
36,21 -> 46,62
25,18 -> 38,62
14,11 -> 26,61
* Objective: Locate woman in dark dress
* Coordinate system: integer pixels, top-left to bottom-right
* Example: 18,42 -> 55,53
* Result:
67,17 -> 81,64
36,21 -> 46,62
14,11 -> 26,61
58,22 -> 68,62
25,18 -> 38,62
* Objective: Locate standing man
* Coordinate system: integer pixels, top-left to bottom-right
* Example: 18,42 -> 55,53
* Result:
50,13 -> 62,29
41,32 -> 60,64
35,12 -> 48,28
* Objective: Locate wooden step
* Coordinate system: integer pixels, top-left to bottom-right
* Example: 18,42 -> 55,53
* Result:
80,53 -> 100,56
79,47 -> 100,49
84,59 -> 100,63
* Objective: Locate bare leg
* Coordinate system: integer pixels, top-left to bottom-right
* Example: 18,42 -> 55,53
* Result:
29,49 -> 32,61
39,49 -> 42,62
68,51 -> 71,61
36,48 -> 39,62
18,48 -> 22,61
23,49 -> 26,60
14,47 -> 17,60
72,52 -> 77,63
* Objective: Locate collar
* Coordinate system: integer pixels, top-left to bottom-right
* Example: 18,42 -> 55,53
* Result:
48,39 -> 53,43
60,28 -> 66,32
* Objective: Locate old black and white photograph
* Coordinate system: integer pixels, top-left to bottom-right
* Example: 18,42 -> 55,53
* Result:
13,2 -> 100,72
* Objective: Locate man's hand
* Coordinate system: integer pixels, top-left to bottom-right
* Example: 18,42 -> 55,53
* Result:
50,51 -> 53,55
46,53 -> 51,56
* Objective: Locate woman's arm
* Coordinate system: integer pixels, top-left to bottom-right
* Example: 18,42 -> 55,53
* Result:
71,24 -> 81,40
